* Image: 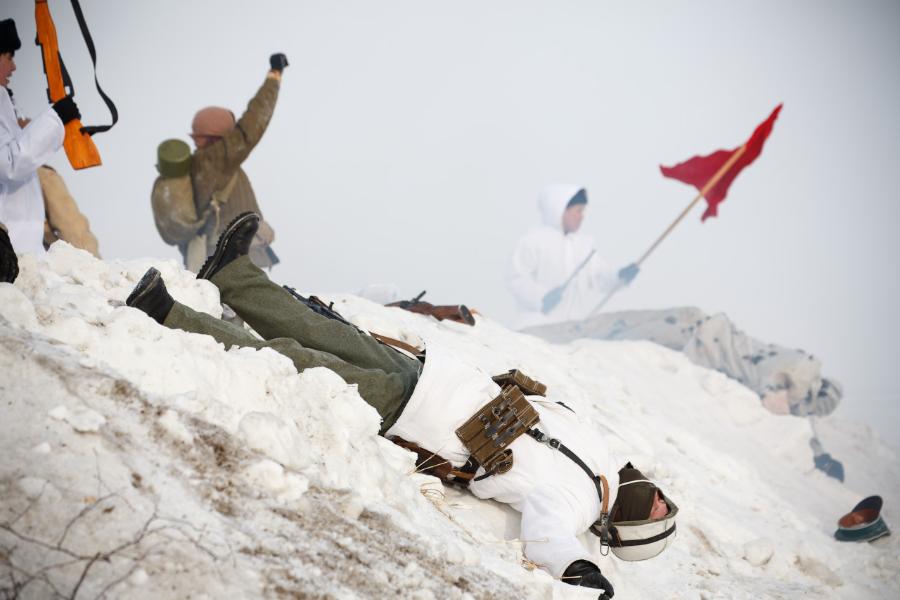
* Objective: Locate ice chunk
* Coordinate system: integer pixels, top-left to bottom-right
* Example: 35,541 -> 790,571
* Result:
742,537 -> 774,566
49,404 -> 106,432
159,409 -> 194,444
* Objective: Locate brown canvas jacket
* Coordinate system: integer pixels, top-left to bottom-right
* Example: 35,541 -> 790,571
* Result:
190,76 -> 280,240
39,166 -> 100,258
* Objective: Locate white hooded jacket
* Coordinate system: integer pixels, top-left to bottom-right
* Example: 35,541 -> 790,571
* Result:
386,339 -> 619,578
507,184 -> 619,329
0,88 -> 65,255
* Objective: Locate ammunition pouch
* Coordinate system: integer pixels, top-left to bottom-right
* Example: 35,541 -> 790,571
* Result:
391,370 -> 548,486
395,368 -> 612,543
491,369 -> 547,397
455,383 -> 540,479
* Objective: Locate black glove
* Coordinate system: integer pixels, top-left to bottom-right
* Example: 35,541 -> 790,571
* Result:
618,262 -> 639,284
814,452 -> 845,482
562,560 -> 615,598
0,227 -> 19,284
541,285 -> 564,314
269,53 -> 289,73
52,95 -> 81,125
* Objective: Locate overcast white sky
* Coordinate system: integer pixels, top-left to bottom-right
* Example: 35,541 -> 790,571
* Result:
6,1 -> 899,444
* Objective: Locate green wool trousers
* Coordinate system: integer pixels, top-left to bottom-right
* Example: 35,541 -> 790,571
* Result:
163,256 -> 420,432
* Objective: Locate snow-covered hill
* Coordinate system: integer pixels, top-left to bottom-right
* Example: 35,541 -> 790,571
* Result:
1,244 -> 898,599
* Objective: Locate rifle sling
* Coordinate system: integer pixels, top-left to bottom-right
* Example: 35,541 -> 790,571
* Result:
57,54 -> 73,94
69,0 -> 118,135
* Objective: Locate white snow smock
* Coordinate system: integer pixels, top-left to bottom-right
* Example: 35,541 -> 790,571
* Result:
386,340 -> 619,578
0,88 -> 65,255
527,306 -> 842,417
506,184 -> 619,329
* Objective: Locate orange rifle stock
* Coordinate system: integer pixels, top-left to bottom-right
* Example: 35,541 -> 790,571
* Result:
34,0 -> 102,169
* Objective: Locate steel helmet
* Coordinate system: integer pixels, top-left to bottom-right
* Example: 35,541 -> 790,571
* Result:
607,463 -> 678,561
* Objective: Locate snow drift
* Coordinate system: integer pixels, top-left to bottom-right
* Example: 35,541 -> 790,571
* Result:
1,243 -> 898,599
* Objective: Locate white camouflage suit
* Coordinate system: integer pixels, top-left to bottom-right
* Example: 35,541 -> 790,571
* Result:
506,184 -> 619,330
525,307 -> 842,417
0,87 -> 64,254
386,339 -> 620,578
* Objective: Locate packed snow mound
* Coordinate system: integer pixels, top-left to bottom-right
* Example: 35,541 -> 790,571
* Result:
1,243 -> 898,599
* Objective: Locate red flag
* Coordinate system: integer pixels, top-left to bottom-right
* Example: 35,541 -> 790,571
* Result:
660,104 -> 782,221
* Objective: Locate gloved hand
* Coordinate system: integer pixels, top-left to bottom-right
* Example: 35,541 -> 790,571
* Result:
562,560 -> 615,598
0,227 -> 19,284
269,53 -> 289,73
51,95 -> 81,125
618,262 -> 639,284
541,285 -> 564,314
814,452 -> 845,482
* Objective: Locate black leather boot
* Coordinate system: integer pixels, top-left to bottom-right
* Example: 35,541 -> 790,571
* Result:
197,212 -> 260,281
0,226 -> 19,284
126,267 -> 174,324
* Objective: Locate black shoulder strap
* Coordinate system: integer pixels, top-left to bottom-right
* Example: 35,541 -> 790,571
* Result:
70,0 -> 118,135
527,427 -> 612,549
526,428 -> 604,503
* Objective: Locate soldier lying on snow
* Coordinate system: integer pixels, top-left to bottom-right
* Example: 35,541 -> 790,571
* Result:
525,306 -> 847,481
125,212 -> 678,597
525,308 -> 842,419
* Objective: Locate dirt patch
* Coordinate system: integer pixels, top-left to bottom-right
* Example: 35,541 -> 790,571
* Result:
689,524 -> 722,557
251,487 -> 532,599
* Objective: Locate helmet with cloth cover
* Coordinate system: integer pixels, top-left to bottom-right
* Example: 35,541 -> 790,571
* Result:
606,462 -> 678,561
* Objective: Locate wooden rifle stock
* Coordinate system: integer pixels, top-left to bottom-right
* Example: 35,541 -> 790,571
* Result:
428,305 -> 475,325
387,292 -> 476,326
35,0 -> 101,170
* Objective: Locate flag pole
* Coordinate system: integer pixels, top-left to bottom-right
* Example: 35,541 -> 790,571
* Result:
636,144 -> 747,266
559,249 -> 596,291
588,143 -> 748,316
588,279 -> 626,316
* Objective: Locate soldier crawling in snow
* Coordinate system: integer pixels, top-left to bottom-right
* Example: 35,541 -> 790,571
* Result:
525,307 -> 847,480
124,213 -> 680,598
527,308 -> 842,418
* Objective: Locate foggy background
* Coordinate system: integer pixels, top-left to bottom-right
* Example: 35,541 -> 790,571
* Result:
6,1 -> 899,445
